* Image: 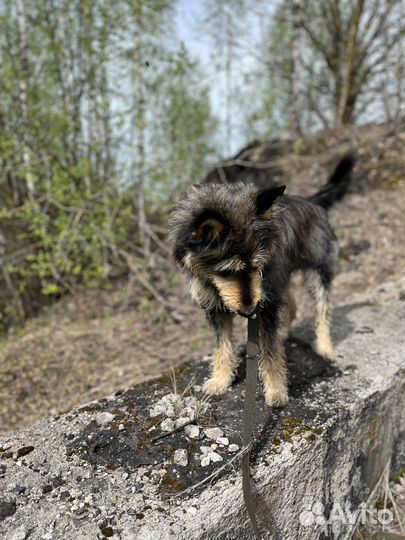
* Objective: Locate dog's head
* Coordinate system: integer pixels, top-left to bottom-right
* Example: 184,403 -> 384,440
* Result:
169,183 -> 285,316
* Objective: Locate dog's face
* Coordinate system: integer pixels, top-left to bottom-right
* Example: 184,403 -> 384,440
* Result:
169,183 -> 285,316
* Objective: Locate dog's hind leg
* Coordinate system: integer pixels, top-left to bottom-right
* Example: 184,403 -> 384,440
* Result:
259,299 -> 289,407
279,287 -> 296,341
305,269 -> 335,360
203,311 -> 237,395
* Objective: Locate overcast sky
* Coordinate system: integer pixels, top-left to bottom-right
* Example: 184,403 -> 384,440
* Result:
174,0 -> 278,156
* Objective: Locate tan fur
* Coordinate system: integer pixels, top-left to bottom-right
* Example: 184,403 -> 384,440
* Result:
192,218 -> 225,240
203,317 -> 236,395
260,338 -> 289,407
250,270 -> 263,306
315,303 -> 335,359
279,287 -> 296,341
212,276 -> 243,312
212,271 -> 263,313
305,270 -> 335,360
259,302 -> 290,406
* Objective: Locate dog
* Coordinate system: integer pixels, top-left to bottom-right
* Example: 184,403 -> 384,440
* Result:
169,154 -> 355,406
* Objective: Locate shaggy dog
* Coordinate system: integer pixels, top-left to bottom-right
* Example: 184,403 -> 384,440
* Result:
169,155 -> 355,406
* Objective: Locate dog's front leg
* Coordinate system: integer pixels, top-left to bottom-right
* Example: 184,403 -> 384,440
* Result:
203,310 -> 236,396
259,300 -> 289,407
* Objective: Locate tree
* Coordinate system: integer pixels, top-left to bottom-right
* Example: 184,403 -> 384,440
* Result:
0,0 -> 218,325
149,45 -> 218,200
255,0 -> 405,133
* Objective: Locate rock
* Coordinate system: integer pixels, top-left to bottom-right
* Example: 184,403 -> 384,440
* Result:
182,407 -> 196,421
160,418 -> 175,432
228,444 -> 240,453
149,404 -> 165,417
173,449 -> 188,467
217,437 -> 229,446
174,417 -> 190,430
184,425 -> 200,439
208,451 -> 223,463
204,428 -> 224,441
171,311 -> 185,324
199,446 -> 223,466
188,507 -> 198,516
95,412 -> 115,427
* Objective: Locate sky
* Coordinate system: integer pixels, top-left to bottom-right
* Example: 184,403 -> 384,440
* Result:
174,0 -> 278,156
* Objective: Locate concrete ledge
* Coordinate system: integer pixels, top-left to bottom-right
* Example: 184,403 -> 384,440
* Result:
1,282 -> 404,540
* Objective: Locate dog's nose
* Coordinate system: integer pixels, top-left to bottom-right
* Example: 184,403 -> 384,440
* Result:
237,308 -> 255,318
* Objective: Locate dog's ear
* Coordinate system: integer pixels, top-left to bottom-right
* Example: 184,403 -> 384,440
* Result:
256,185 -> 286,218
192,210 -> 227,244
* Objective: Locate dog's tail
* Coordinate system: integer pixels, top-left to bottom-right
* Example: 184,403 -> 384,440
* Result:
310,153 -> 356,210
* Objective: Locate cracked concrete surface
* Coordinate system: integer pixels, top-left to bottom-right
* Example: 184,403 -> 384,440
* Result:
0,281 -> 404,540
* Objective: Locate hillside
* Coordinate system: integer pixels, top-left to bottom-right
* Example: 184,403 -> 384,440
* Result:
0,121 -> 404,435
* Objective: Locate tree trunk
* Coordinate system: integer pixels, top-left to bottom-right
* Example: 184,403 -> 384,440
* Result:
133,0 -> 149,254
336,0 -> 365,126
289,0 -> 303,135
16,0 -> 35,201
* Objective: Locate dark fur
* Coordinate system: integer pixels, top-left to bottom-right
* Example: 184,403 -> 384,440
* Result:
169,154 -> 355,405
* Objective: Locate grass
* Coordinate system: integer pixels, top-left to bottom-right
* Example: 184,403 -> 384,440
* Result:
350,461 -> 405,540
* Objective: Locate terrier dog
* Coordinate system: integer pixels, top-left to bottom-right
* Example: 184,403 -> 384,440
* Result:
169,155 -> 355,406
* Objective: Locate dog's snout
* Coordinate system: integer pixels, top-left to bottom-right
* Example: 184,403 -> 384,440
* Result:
237,308 -> 255,318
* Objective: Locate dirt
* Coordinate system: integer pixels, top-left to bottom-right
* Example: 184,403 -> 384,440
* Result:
0,121 -> 404,435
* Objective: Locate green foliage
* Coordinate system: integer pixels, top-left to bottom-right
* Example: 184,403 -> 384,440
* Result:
0,0 -> 218,327
149,45 -> 218,201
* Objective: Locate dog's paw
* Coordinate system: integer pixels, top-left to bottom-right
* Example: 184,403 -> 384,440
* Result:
203,377 -> 230,396
315,340 -> 336,361
264,387 -> 289,407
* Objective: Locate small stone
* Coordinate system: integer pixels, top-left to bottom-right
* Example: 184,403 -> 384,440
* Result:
95,412 -> 115,427
171,311 -> 185,323
182,407 -> 196,421
184,425 -> 200,439
200,446 -> 211,455
188,506 -> 198,515
122,472 -> 129,480
204,428 -> 224,441
149,404 -> 166,418
160,419 -> 175,432
165,406 -> 175,418
210,443 -> 218,450
228,444 -> 240,453
173,449 -> 189,467
127,508 -> 137,515
217,437 -> 229,446
201,456 -> 211,467
208,451 -> 223,463
184,396 -> 198,407
174,417 -> 190,430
